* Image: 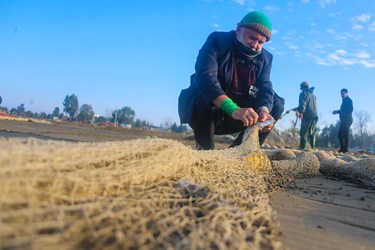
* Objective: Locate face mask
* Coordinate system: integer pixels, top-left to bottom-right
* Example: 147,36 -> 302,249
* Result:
233,38 -> 262,59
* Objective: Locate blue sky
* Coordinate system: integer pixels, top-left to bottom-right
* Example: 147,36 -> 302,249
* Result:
1,0 -> 375,132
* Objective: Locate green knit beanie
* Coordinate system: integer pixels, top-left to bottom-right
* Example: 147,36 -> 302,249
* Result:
238,11 -> 272,41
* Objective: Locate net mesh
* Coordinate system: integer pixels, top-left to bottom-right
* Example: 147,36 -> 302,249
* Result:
317,151 -> 375,189
0,126 -> 321,250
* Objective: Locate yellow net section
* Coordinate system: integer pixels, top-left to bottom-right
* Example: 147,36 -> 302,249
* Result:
0,126 -> 320,250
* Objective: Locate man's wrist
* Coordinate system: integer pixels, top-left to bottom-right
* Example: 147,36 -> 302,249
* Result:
220,98 -> 240,116
257,106 -> 270,114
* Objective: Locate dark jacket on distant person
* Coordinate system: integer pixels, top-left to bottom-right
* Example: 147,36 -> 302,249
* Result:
339,96 -> 353,124
178,30 -> 275,124
297,88 -> 318,120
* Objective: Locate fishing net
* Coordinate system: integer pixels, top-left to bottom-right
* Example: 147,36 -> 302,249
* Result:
316,152 -> 375,189
0,126 -> 321,250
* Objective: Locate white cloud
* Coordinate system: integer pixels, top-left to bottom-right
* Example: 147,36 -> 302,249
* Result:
326,29 -> 350,41
314,49 -> 375,68
284,42 -> 298,50
336,49 -> 347,56
232,0 -> 245,5
313,42 -> 329,49
274,51 -> 286,56
301,0 -> 310,4
328,11 -> 341,18
357,14 -> 371,23
315,58 -> 332,66
317,0 -> 336,8
263,5 -> 280,13
326,28 -> 336,35
334,57 -> 355,66
356,50 -> 370,59
286,29 -> 297,36
359,60 -> 375,68
212,23 -> 220,28
352,24 -> 363,30
352,14 -> 372,30
267,46 -> 286,56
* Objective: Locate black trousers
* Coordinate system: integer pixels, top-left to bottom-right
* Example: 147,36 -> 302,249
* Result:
189,94 -> 285,150
338,119 -> 353,152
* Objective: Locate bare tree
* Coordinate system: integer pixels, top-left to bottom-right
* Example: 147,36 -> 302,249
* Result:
355,110 -> 371,136
162,118 -> 173,130
354,110 -> 372,148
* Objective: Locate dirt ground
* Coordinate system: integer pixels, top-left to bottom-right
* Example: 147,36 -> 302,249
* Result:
1,119 -> 374,250
271,177 -> 375,250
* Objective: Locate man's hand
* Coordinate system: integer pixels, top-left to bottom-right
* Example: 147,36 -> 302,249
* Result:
258,111 -> 275,132
232,107 -> 258,127
231,108 -> 275,132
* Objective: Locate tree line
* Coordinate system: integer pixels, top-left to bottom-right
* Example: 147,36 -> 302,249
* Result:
297,110 -> 373,150
2,94 -> 373,148
0,94 -> 188,132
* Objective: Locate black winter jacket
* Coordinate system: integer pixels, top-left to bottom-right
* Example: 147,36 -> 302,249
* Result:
339,96 -> 353,123
178,30 -> 275,124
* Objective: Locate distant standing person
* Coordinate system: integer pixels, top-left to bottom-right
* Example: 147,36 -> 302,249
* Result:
332,88 -> 353,153
292,81 -> 318,150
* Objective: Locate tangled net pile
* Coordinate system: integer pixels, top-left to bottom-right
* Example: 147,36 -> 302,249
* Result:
0,126 -> 326,250
315,151 -> 375,189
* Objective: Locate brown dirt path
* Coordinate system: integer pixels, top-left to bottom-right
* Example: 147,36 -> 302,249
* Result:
0,119 -> 192,143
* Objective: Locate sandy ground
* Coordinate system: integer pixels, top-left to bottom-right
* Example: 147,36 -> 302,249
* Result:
271,176 -> 375,250
1,119 -> 375,249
